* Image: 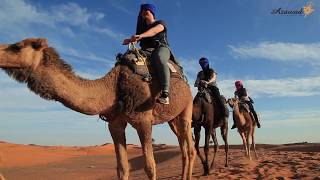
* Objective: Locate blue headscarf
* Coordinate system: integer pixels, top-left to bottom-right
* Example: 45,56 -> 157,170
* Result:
140,4 -> 156,16
199,57 -> 209,70
136,4 -> 156,35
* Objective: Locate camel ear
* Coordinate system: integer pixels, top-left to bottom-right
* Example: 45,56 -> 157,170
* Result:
32,38 -> 48,50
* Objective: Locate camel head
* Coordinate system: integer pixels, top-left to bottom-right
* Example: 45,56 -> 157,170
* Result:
227,98 -> 239,108
0,38 -> 48,69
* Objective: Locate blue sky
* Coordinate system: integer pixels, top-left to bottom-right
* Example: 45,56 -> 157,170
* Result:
0,0 -> 319,146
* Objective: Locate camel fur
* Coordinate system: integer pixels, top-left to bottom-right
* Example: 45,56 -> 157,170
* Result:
227,98 -> 258,160
0,38 -> 196,180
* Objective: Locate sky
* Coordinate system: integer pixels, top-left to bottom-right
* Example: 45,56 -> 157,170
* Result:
0,0 -> 319,146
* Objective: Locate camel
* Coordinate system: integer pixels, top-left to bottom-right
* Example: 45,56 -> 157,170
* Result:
192,86 -> 229,175
227,98 -> 258,160
0,38 -> 195,180
0,173 -> 5,180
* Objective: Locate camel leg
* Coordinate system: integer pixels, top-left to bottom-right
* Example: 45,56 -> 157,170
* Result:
108,118 -> 129,180
185,121 -> 196,180
252,127 -> 258,159
202,126 -> 210,176
220,120 -> 229,167
169,120 -> 188,179
240,132 -> 248,158
182,101 -> 196,180
246,131 -> 252,160
178,133 -> 189,180
209,129 -> 218,172
170,116 -> 196,180
136,120 -> 156,180
194,126 -> 206,167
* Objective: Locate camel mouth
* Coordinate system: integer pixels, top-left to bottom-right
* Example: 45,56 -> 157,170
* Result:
0,63 -> 22,68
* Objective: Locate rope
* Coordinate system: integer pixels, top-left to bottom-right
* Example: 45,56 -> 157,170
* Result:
128,42 -> 148,65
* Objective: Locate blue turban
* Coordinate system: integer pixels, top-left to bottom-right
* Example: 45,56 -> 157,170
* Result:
140,4 -> 156,16
199,57 -> 209,70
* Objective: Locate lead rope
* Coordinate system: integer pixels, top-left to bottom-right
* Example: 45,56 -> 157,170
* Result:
128,42 -> 151,81
128,42 -> 148,65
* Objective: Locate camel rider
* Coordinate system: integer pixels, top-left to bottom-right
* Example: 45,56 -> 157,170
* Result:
123,3 -> 179,105
231,80 -> 261,129
194,57 -> 229,117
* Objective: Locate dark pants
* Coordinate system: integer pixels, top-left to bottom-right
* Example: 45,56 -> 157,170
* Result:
247,102 -> 259,123
151,46 -> 171,92
208,86 -> 228,117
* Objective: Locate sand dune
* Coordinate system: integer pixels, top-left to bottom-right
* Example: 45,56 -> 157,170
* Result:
0,141 -> 319,179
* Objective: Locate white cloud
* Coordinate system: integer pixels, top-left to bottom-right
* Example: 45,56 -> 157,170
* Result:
108,0 -> 133,15
0,0 -> 51,26
219,76 -> 320,98
93,27 -> 125,40
177,56 -> 320,98
0,69 -> 104,111
53,3 -> 105,27
229,41 -> 320,65
58,46 -> 112,64
0,72 -> 60,111
0,0 -> 122,40
261,109 -> 320,126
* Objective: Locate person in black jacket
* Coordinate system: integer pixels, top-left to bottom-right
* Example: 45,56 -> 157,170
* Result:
194,57 -> 229,117
123,4 -> 176,105
231,80 -> 261,129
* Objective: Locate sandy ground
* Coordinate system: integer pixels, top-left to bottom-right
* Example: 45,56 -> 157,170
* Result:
0,141 -> 319,180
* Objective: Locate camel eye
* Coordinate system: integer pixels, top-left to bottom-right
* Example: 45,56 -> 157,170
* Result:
10,44 -> 22,52
31,41 -> 41,49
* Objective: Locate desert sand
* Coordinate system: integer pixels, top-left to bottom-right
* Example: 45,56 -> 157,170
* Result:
0,141 -> 319,180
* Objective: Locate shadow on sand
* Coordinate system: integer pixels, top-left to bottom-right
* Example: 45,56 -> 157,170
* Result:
129,149 -> 180,171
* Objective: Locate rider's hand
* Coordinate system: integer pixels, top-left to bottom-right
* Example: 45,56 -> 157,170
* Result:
200,80 -> 208,85
122,38 -> 131,45
130,35 -> 141,42
199,80 -> 207,88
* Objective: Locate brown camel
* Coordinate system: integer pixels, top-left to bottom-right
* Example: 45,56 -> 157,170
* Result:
0,173 -> 5,180
0,38 -> 195,180
192,88 -> 229,176
227,98 -> 258,160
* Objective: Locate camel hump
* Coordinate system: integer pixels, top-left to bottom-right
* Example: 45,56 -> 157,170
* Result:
116,49 -> 185,82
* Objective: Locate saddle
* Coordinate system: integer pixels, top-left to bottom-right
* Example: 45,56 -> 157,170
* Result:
196,87 -> 213,104
238,101 -> 251,113
116,44 -> 185,82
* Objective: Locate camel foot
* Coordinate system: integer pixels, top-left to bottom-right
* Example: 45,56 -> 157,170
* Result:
202,171 -> 209,176
209,164 -> 215,171
225,163 -> 228,167
202,164 -> 209,176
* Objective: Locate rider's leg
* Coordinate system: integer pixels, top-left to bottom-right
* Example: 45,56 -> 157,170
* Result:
247,102 -> 261,128
152,46 -> 171,104
210,86 -> 229,117
231,112 -> 237,129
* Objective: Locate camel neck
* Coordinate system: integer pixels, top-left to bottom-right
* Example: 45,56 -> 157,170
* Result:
29,51 -> 119,115
233,105 -> 240,114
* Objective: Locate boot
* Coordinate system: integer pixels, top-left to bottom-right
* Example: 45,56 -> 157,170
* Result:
252,111 -> 261,128
158,91 -> 169,105
231,113 -> 237,129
